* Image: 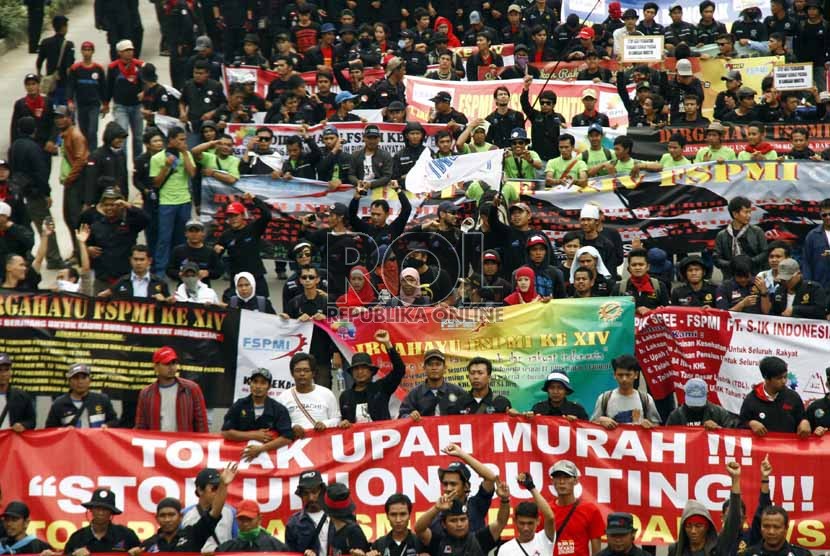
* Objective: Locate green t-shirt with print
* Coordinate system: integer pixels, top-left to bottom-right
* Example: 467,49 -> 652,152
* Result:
503,150 -> 542,179
659,153 -> 691,168
201,151 -> 241,178
694,145 -> 737,162
150,150 -> 194,206
545,156 -> 588,181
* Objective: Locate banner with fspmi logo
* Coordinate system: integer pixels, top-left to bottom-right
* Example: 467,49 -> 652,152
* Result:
235,310 -> 314,400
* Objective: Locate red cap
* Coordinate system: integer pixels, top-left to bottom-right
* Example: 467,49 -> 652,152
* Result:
577,27 -> 595,39
236,499 -> 260,519
483,252 -> 499,261
153,346 -> 178,365
527,235 -> 547,248
226,202 -> 246,215
81,41 -> 95,49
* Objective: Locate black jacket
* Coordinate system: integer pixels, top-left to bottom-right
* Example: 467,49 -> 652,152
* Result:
0,223 -> 34,261
217,531 -> 288,552
531,398 -> 589,420
84,207 -> 149,282
348,148 -> 393,188
744,541 -> 811,556
222,395 -> 294,437
370,531 -> 419,556
0,386 -> 36,429
86,122 -> 129,203
10,96 -> 55,147
339,346 -> 406,423
670,283 -> 718,307
166,244 -> 223,286
10,136 -> 51,198
105,59 -> 143,106
216,196 -> 272,277
281,137 -> 321,180
142,512 -> 219,552
109,272 -> 170,299
770,279 -> 826,320
520,89 -> 562,160
740,383 -> 806,433
485,108 -> 525,148
613,276 -> 669,310
37,34 -> 75,80
457,388 -> 511,415
45,391 -> 119,428
348,190 -> 411,248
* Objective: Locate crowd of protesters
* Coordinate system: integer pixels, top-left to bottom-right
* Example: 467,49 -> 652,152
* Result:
3,0 -> 830,553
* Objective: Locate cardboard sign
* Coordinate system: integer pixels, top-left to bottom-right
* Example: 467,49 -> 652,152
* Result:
623,36 -> 665,63
773,62 -> 813,91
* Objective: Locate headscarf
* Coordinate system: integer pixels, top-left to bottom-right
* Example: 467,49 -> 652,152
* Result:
434,17 -> 461,48
570,246 -> 612,282
234,272 -> 256,302
337,266 -> 377,307
504,266 -> 538,305
376,246 -> 399,295
399,268 -> 422,305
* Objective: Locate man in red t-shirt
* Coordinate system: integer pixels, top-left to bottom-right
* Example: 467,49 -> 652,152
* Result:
550,460 -> 604,556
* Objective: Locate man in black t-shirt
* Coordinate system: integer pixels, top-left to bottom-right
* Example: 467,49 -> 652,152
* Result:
64,489 -> 141,555
0,502 -> 52,554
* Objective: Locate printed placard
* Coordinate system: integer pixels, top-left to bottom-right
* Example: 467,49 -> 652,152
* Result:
773,62 -> 813,91
623,35 -> 665,63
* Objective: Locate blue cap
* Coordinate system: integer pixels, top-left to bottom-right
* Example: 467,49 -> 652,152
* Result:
684,378 -> 708,408
321,23 -> 336,33
335,91 -> 358,105
322,125 -> 338,137
588,122 -> 604,134
509,128 -> 528,142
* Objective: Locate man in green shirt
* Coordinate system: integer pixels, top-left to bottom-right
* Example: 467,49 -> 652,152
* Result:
192,134 -> 240,184
545,133 -> 588,188
601,136 -> 638,176
737,121 -> 778,161
149,125 -> 197,274
659,133 -> 691,168
584,123 -> 616,177
456,118 -> 496,154
503,128 -> 543,180
694,122 -> 737,162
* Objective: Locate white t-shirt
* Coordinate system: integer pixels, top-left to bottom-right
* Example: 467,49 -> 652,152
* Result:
181,504 -> 237,552
308,510 -> 329,555
591,389 -> 661,425
159,382 -> 179,432
277,386 -> 341,428
363,153 -> 375,181
498,531 -> 555,556
0,393 -> 8,429
175,282 -> 220,304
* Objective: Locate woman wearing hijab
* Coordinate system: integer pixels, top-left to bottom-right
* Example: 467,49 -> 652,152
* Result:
568,246 -> 616,297
228,272 -> 276,313
336,266 -> 377,313
504,266 -> 540,305
372,245 -> 399,296
387,268 -> 429,307
434,16 -> 461,48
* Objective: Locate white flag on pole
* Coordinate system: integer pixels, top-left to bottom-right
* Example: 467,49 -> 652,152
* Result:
405,148 -> 503,194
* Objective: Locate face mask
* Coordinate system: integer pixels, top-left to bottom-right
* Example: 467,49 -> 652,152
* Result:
403,259 -> 422,269
359,37 -> 372,47
515,55 -> 528,68
398,39 -> 408,49
57,279 -> 80,292
183,276 -> 199,290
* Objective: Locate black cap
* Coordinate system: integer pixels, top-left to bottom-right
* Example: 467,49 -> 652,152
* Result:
329,202 -> 348,216
623,8 -> 638,18
180,260 -> 200,274
445,499 -> 468,516
2,501 -> 30,519
363,124 -> 381,137
514,43 -> 529,54
297,469 -> 324,491
0,353 -> 12,365
431,91 -> 452,103
321,483 -> 356,520
24,73 -> 40,83
243,33 -> 260,44
82,488 -> 122,514
387,100 -> 406,111
141,63 -> 159,82
346,352 -> 379,375
195,468 -> 221,489
438,462 -> 472,483
678,255 -> 705,274
607,512 -> 636,534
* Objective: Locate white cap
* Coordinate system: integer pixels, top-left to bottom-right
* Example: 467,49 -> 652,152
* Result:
579,204 -> 600,220
116,39 -> 135,52
0,202 -> 11,217
676,58 -> 693,76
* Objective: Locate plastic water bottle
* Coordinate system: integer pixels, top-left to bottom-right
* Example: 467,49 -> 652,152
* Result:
335,368 -> 346,397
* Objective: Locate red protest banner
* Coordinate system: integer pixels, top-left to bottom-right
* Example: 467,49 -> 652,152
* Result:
4,416 -> 828,550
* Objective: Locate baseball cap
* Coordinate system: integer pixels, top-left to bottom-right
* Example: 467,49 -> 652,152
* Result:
54,105 -> 71,117
81,40 -> 95,49
438,461 -> 471,483
577,27 -> 595,39
387,100 -> 406,111
194,36 -> 212,51
179,261 -> 200,274
514,43 -> 529,54
587,122 -> 604,134
0,160 -> 8,169
438,200 -> 458,213
510,128 -> 528,142
67,363 -> 91,378
446,499 -> 468,515
0,353 -> 11,365
243,33 -> 260,44
737,86 -> 756,98
469,10 -> 482,23
820,91 -> 830,103
101,187 -> 123,200
0,202 -> 11,217
676,58 -> 693,76
550,460 -> 580,477
329,202 -> 348,216
297,470 -> 324,491
152,346 -> 178,365
250,367 -> 273,382
185,219 -> 204,230
321,22 -> 336,33
24,73 -> 40,83
2,502 -> 30,519
363,124 -> 381,138
509,202 -> 531,213
722,70 -> 742,82
116,39 -> 134,51
335,90 -> 358,105
483,250 -> 501,263
607,512 -> 636,535
776,258 -> 800,281
636,81 -> 651,91
226,201 -> 246,215
322,125 -> 339,137
386,57 -> 405,75
236,499 -> 260,519
622,8 -> 638,19
431,91 -> 452,103
339,24 -> 356,35
195,468 -> 221,489
508,4 -> 522,12
684,378 -> 708,408
580,203 -> 600,220
582,88 -> 597,100
526,234 -> 547,248
424,348 -> 445,363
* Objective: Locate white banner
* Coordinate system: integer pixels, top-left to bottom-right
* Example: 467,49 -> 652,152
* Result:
235,310 -> 315,400
405,148 -> 504,194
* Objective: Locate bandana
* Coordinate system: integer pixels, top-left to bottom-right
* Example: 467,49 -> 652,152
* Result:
629,274 -> 655,294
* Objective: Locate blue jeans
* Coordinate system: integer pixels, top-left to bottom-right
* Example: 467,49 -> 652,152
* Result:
154,202 -> 191,273
76,104 -> 100,151
113,103 -> 144,159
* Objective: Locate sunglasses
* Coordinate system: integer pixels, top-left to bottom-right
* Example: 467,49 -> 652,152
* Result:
296,250 -> 312,257
821,213 -> 830,218
257,136 -> 271,142
300,275 -> 317,280
540,100 -> 553,105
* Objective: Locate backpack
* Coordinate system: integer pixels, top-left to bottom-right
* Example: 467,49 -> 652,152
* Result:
582,147 -> 613,163
617,276 -> 662,299
600,389 -> 650,418
229,295 -> 267,312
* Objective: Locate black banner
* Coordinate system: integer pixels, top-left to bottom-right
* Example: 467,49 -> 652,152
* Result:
0,292 -> 237,406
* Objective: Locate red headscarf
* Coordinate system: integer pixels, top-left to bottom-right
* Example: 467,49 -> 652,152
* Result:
375,257 -> 399,296
504,266 -> 538,305
336,266 -> 377,307
434,17 -> 462,48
